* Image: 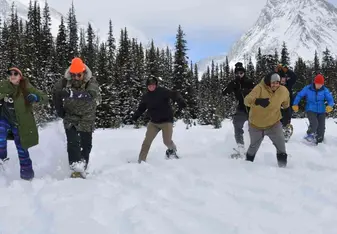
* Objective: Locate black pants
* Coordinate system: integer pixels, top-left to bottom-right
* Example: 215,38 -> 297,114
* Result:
281,107 -> 292,127
65,126 -> 93,167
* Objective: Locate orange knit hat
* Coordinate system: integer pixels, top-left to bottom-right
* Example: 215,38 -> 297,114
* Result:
314,74 -> 324,85
69,57 -> 86,73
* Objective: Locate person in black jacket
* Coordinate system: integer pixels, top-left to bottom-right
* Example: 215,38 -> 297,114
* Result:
132,77 -> 186,163
275,64 -> 297,142
222,62 -> 255,158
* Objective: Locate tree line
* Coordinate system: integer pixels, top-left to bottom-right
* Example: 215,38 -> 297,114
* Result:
0,1 -> 336,129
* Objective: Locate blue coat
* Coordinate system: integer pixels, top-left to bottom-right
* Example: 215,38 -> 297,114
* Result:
293,84 -> 334,114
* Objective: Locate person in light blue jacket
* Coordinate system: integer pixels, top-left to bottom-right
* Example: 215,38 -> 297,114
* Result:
292,74 -> 334,144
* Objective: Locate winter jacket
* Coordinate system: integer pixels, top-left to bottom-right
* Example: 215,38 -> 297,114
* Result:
52,65 -> 102,132
293,84 -> 334,114
222,76 -> 255,113
132,86 -> 186,124
244,79 -> 290,129
282,69 -> 297,104
0,79 -> 48,149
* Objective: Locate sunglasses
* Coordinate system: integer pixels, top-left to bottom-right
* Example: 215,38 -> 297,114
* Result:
236,72 -> 244,75
70,73 -> 83,78
8,71 -> 19,76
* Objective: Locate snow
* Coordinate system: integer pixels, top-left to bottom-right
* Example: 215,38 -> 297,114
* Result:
1,118 -> 337,234
198,0 -> 337,73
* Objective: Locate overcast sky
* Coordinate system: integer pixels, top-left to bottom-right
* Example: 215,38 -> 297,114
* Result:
48,0 -> 337,62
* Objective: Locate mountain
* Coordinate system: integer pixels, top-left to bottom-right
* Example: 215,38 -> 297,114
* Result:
198,0 -> 337,74
0,0 -> 89,36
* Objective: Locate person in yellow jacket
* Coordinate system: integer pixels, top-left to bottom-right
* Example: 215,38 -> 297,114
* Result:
244,72 -> 290,167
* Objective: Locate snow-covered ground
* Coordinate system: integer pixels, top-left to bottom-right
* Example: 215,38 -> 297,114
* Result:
1,118 -> 337,234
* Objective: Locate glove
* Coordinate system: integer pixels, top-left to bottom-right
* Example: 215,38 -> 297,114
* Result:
255,98 -> 270,108
292,105 -> 299,112
326,106 -> 333,113
26,94 -> 39,103
59,88 -> 70,98
275,64 -> 288,73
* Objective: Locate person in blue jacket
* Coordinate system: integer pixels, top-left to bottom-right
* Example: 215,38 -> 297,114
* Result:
292,74 -> 334,144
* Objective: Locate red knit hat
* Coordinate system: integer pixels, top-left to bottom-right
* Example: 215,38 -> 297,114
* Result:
314,74 -> 324,85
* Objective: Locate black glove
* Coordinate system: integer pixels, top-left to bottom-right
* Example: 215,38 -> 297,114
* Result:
59,88 -> 70,99
255,98 -> 270,108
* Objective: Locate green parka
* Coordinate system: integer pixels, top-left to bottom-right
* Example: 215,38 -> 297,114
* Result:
0,79 -> 48,149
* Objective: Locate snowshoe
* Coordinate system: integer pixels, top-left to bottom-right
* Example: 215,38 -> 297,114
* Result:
70,171 -> 86,179
166,149 -> 179,159
231,145 -> 245,159
0,158 -> 9,171
303,133 -> 317,145
283,124 -> 293,142
70,160 -> 87,179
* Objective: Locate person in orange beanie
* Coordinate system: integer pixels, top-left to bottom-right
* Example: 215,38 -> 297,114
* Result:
52,57 -> 101,178
292,74 -> 334,144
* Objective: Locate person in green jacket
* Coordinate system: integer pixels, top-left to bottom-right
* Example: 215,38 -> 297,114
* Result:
0,67 -> 48,180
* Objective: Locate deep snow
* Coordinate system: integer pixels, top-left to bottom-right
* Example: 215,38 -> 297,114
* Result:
0,118 -> 337,234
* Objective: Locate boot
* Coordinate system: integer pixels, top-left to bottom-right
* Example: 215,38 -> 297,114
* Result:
246,152 -> 255,162
20,167 -> 35,181
276,153 -> 287,168
166,148 -> 179,159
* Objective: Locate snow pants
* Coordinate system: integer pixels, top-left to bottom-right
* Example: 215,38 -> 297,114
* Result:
281,107 -> 292,127
246,121 -> 287,166
138,122 -> 176,163
232,110 -> 248,145
306,111 -> 326,143
0,118 -> 33,180
65,126 -> 92,168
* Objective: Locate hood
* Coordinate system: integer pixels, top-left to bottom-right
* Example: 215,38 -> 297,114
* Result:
64,64 -> 93,82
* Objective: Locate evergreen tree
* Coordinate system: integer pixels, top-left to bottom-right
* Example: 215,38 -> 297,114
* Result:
321,47 -> 334,87
55,17 -> 68,75
83,23 -> 96,72
67,2 -> 78,61
7,3 -> 20,67
246,56 -> 255,81
173,25 -> 197,126
313,50 -> 320,75
280,41 -> 290,66
95,42 -> 110,128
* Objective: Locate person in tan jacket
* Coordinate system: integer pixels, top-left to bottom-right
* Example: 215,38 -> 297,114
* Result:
244,72 -> 290,167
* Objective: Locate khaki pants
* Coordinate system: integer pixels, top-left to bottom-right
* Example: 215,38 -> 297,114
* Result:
138,122 -> 176,163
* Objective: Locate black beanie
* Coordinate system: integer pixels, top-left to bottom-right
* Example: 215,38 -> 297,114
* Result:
146,77 -> 158,86
234,62 -> 245,73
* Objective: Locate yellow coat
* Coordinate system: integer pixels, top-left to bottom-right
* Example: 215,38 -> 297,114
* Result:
244,79 -> 290,129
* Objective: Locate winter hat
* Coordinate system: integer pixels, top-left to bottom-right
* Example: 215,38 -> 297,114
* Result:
146,77 -> 158,86
234,62 -> 245,73
314,74 -> 324,85
264,72 -> 280,86
8,67 -> 23,77
69,57 -> 86,73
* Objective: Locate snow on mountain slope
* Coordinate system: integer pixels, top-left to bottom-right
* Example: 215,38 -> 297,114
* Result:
1,0 -> 89,36
0,119 -> 337,234
198,0 -> 337,74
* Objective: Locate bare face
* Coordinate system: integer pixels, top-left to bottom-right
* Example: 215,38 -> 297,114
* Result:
270,81 -> 280,91
315,83 -> 323,89
147,84 -> 156,91
280,77 -> 287,85
9,70 -> 21,85
235,71 -> 245,78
